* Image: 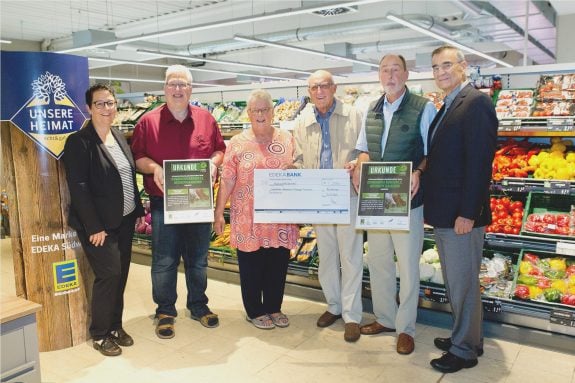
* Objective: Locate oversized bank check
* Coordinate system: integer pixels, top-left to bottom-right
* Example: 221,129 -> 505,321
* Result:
253,169 -> 350,224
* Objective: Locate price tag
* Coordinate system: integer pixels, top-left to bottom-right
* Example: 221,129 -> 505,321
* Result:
498,119 -> 522,132
547,118 -> 574,132
556,241 -> 575,256
501,178 -> 526,192
549,309 -> 575,327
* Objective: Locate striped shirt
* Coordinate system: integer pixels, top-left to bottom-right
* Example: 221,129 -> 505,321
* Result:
105,138 -> 136,216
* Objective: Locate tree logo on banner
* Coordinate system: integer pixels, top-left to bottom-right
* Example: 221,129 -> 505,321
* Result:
10,71 -> 86,159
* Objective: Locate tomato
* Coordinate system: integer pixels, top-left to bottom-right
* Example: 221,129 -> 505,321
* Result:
490,197 -> 497,204
527,214 -> 543,223
497,210 -> 509,219
511,227 -> 520,235
556,214 -> 570,227
543,213 -> 556,224
509,201 -> 523,210
513,218 -> 523,228
491,224 -> 501,233
495,203 -> 506,212
537,278 -> 552,289
500,197 -> 511,208
492,213 -> 498,222
503,225 -> 514,234
512,211 -> 524,219
556,226 -> 570,235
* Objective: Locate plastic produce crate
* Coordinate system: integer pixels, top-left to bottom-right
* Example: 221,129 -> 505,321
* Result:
512,249 -> 575,307
521,192 -> 575,240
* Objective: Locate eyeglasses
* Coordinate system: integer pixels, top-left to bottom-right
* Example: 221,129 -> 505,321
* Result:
165,82 -> 191,89
249,107 -> 271,115
308,82 -> 334,92
431,61 -> 462,73
93,100 -> 116,109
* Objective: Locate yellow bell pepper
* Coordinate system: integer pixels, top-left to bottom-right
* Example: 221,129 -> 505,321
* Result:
528,285 -> 543,299
548,258 -> 566,272
519,261 -> 533,275
550,279 -> 567,294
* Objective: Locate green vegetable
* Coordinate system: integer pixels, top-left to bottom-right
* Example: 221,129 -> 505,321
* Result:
517,274 -> 538,286
543,269 -> 566,279
543,288 -> 562,302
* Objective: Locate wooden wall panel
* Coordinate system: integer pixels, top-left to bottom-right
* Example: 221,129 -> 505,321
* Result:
4,123 -> 92,351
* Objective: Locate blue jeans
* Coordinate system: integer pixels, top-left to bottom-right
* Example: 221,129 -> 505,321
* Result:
150,196 -> 212,317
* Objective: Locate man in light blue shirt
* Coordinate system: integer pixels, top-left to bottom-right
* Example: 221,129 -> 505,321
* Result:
352,54 -> 436,355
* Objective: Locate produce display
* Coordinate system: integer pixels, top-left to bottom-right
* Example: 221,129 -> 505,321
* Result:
521,193 -> 575,238
495,89 -> 533,119
523,211 -> 574,237
211,103 -> 243,123
532,74 -> 575,117
423,91 -> 444,110
135,200 -> 152,236
210,224 -> 231,247
492,137 -> 575,181
418,246 -> 515,298
479,253 -> 515,298
273,99 -> 301,122
513,251 -> 575,306
492,138 -> 540,180
486,196 -> 524,235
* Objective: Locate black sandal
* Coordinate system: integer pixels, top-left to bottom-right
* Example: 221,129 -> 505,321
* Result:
155,314 -> 175,339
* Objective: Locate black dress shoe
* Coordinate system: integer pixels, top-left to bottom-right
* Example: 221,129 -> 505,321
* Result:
430,352 -> 478,373
93,337 -> 122,357
111,328 -> 134,347
434,337 -> 484,357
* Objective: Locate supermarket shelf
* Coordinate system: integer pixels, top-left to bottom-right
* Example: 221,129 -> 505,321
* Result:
492,178 -> 575,194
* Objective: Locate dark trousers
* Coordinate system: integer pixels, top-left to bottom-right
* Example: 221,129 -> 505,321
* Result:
149,196 -> 211,318
237,247 -> 290,319
77,212 -> 136,340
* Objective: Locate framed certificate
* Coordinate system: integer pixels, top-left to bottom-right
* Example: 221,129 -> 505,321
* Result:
163,159 -> 213,224
253,169 -> 350,224
356,162 -> 411,230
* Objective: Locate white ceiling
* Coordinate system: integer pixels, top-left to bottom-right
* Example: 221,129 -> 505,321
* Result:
1,0 -> 574,92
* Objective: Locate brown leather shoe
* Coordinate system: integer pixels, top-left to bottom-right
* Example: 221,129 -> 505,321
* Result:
316,311 -> 342,328
344,323 -> 361,342
360,321 -> 396,335
397,333 -> 414,355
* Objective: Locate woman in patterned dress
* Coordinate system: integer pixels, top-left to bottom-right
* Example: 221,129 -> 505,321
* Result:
214,89 -> 299,329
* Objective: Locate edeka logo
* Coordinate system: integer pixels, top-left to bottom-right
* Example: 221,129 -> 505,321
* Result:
10,71 -> 86,159
53,259 -> 80,295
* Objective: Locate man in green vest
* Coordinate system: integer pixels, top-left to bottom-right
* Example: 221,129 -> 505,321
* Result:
352,54 -> 436,355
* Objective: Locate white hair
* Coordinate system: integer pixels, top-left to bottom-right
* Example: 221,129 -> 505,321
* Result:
247,89 -> 274,109
165,64 -> 193,84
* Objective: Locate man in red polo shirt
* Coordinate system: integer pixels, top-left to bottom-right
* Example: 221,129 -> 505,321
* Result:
131,65 -> 226,339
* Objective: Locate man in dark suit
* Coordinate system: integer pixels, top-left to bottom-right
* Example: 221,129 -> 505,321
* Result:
422,46 -> 498,373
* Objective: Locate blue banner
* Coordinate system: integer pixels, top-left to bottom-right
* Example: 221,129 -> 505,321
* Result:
1,51 -> 89,159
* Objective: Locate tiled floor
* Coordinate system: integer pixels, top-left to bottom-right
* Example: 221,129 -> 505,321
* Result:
2,238 -> 574,383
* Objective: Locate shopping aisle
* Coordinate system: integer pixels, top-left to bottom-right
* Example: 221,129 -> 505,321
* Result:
1,238 -> 574,383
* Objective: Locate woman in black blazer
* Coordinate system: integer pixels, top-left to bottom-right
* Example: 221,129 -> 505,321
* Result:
63,84 -> 144,357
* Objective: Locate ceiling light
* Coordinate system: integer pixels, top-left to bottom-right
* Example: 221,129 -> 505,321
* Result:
89,76 -> 165,84
89,57 -> 169,69
234,35 -> 379,68
183,66 -> 295,81
57,0 -> 385,53
88,57 -> 289,82
386,13 -> 513,68
137,49 -> 315,76
88,75 -> 222,87
0,39 -> 12,44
